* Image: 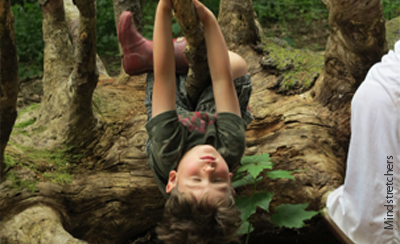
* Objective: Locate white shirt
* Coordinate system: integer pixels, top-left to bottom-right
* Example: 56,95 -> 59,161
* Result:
326,40 -> 400,244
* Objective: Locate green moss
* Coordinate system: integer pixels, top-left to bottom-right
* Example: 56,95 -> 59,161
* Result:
27,147 -> 78,185
386,17 -> 400,50
43,171 -> 73,185
14,118 -> 36,129
5,145 -> 81,192
18,103 -> 40,117
11,104 -> 41,135
262,38 -> 324,95
7,171 -> 38,193
4,154 -> 16,167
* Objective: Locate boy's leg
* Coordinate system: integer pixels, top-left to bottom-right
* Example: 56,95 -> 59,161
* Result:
118,11 -> 188,75
195,51 -> 253,125
195,42 -> 252,123
228,51 -> 248,81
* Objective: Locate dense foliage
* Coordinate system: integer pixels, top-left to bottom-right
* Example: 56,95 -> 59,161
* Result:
11,0 -> 43,78
11,0 -> 400,79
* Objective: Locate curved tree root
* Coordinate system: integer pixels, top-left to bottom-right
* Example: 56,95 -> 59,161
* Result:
0,205 -> 87,244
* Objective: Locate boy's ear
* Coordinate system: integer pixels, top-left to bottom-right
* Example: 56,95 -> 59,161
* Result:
166,170 -> 178,193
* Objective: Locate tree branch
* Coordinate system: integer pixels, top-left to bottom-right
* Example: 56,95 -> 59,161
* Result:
171,0 -> 210,104
64,0 -> 109,76
41,0 -> 75,94
314,0 -> 387,108
66,0 -> 100,145
311,0 -> 387,158
0,0 -> 19,179
71,0 -> 98,91
0,205 -> 87,243
218,0 -> 261,51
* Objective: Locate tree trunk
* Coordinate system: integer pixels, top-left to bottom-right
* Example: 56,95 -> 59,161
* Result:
0,0 -> 392,243
0,0 -> 19,179
64,0 -> 109,77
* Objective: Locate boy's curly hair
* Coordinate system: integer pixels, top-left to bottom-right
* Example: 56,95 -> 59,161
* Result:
156,187 -> 242,244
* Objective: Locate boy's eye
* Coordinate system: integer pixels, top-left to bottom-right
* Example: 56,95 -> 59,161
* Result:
192,178 -> 201,182
213,178 -> 223,183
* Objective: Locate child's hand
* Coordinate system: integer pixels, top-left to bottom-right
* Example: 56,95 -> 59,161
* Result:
192,0 -> 214,24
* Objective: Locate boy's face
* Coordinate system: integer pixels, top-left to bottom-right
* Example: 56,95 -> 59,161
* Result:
166,145 -> 234,203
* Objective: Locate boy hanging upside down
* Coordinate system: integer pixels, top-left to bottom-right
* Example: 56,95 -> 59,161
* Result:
118,0 -> 253,243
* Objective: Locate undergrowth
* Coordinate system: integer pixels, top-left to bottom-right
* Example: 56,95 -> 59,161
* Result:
233,153 -> 318,243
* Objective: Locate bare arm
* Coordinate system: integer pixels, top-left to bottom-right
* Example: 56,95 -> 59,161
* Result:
152,0 -> 176,117
193,0 -> 241,116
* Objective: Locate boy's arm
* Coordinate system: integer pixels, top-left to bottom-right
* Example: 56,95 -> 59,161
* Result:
193,0 -> 241,116
152,0 -> 176,118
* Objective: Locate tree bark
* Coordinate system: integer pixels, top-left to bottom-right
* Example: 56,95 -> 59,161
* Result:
0,0 -> 19,179
67,0 -> 100,146
172,0 -> 210,105
218,0 -> 261,51
313,0 -> 387,160
30,0 -> 102,149
64,0 -> 109,77
0,0 -> 392,243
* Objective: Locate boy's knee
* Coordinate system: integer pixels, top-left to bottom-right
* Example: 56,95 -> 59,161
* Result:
229,51 -> 248,79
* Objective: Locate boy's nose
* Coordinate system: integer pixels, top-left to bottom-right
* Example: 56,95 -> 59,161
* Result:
203,164 -> 215,172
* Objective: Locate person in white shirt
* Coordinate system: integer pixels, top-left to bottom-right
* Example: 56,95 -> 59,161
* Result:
324,40 -> 400,244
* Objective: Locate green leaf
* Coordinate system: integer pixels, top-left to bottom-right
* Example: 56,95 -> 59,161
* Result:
235,191 -> 274,221
231,170 -> 246,182
237,221 -> 254,236
266,170 -> 295,180
241,153 -> 271,165
171,22 -> 181,35
232,174 -> 263,189
271,203 -> 319,228
238,154 -> 273,179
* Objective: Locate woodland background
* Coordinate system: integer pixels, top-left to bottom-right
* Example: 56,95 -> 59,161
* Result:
2,0 -> 400,243
11,0 -> 400,81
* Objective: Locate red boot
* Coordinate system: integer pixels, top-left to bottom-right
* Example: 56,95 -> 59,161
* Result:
118,11 -> 189,75
118,11 -> 153,75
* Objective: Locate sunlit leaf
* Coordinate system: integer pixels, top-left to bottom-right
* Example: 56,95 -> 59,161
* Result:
235,191 -> 274,221
271,203 -> 318,228
232,174 -> 263,189
238,154 -> 273,179
266,170 -> 295,180
237,221 -> 254,235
